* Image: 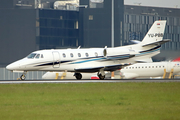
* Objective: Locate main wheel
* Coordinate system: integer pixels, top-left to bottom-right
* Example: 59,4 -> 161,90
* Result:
98,73 -> 105,80
74,73 -> 82,80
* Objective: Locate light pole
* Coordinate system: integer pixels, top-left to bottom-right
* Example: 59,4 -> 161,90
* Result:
111,0 -> 115,79
111,0 -> 114,48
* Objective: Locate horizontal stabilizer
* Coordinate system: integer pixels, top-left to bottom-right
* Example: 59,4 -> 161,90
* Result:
142,39 -> 171,47
130,40 -> 141,44
75,63 -> 132,73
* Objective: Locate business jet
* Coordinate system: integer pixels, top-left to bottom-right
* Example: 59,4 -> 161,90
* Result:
119,60 -> 180,79
6,20 -> 170,80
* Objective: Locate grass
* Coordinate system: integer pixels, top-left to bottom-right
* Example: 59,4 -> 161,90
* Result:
0,82 -> 180,120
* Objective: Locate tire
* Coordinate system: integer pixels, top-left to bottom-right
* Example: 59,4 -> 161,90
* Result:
20,75 -> 26,80
75,73 -> 82,80
98,74 -> 105,80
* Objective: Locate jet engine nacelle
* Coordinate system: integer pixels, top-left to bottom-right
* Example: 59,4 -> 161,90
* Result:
103,47 -> 139,57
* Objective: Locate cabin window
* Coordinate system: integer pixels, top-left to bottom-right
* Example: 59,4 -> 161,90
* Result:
85,53 -> 89,57
27,53 -> 36,59
142,67 -> 144,68
152,66 -> 154,68
132,67 -> 134,69
156,66 -> 158,68
62,53 -> 66,58
136,67 -> 137,69
149,66 -> 151,68
41,54 -> 44,58
35,54 -> 40,58
159,66 -> 161,68
138,67 -> 140,68
95,52 -> 98,57
78,53 -> 81,57
129,67 -> 131,69
145,66 -> 147,68
70,53 -> 73,57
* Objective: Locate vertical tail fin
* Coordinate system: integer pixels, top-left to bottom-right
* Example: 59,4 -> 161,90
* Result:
141,20 -> 166,46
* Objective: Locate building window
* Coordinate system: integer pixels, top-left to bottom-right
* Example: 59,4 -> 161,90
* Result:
60,16 -> 63,20
75,21 -> 78,29
89,15 -> 93,20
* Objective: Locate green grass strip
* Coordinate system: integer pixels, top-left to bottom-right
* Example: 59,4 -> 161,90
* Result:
0,82 -> 180,120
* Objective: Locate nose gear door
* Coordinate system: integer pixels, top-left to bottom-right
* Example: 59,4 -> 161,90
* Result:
52,52 -> 60,68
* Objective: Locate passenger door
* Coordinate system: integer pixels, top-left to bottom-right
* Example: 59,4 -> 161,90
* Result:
52,52 -> 60,68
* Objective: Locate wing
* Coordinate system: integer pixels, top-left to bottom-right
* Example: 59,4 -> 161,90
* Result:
74,63 -> 131,73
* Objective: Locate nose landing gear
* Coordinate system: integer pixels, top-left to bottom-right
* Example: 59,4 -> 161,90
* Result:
18,71 -> 27,80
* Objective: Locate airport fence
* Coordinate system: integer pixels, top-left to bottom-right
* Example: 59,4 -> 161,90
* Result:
0,67 -> 45,80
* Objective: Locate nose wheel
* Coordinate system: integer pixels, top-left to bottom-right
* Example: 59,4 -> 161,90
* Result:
19,72 -> 27,80
20,75 -> 26,80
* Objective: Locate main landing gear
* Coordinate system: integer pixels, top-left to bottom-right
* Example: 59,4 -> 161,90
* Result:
74,70 -> 106,80
97,73 -> 105,80
74,73 -> 82,80
19,71 -> 27,80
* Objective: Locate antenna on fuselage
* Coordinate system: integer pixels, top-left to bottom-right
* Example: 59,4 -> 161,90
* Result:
77,46 -> 81,49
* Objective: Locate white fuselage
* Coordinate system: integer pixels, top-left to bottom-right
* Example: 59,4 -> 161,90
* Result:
6,44 -> 160,73
120,62 -> 180,79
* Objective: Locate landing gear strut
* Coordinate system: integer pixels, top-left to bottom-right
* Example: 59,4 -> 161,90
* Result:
74,73 -> 82,80
97,70 -> 105,80
19,71 -> 27,80
97,73 -> 105,80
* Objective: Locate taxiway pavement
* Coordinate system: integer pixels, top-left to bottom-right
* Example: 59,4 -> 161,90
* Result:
0,79 -> 180,84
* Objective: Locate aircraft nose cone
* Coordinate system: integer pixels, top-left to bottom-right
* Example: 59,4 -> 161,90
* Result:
6,62 -> 20,71
6,64 -> 14,70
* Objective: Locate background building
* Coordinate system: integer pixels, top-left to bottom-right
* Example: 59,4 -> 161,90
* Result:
79,0 -> 124,48
0,0 -> 180,79
0,0 -> 124,79
124,5 -> 180,60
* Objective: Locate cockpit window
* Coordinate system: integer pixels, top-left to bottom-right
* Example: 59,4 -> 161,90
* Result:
35,54 -> 40,58
27,53 -> 37,59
